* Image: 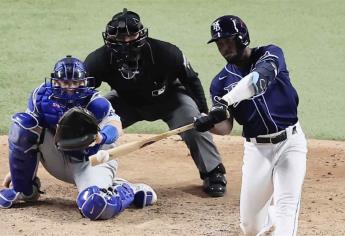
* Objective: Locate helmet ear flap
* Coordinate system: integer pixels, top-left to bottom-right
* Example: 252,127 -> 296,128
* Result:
235,34 -> 246,48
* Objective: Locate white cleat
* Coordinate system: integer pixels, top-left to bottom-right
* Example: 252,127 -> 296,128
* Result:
132,183 -> 157,208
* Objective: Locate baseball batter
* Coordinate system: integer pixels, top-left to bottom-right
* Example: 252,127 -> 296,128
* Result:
194,15 -> 308,235
0,56 -> 157,220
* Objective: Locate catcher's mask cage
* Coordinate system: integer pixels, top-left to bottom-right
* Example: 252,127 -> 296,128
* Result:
207,15 -> 250,48
102,8 -> 148,80
49,55 -> 95,106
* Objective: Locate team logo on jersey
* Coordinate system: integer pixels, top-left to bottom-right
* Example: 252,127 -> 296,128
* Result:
212,20 -> 221,32
224,82 -> 238,93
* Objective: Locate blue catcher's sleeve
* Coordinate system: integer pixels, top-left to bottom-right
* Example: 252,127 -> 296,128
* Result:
99,125 -> 119,145
9,112 -> 42,196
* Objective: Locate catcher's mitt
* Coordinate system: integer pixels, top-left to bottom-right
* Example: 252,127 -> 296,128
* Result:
54,107 -> 99,151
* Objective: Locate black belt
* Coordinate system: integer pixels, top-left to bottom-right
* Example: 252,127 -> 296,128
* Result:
246,126 -> 297,144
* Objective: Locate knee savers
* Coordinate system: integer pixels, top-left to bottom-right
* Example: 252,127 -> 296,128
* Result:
76,183 -> 135,220
8,113 -> 41,195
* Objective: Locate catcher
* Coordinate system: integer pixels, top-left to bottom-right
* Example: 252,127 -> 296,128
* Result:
0,55 -> 157,220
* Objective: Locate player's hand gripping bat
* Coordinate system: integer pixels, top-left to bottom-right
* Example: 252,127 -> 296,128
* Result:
89,123 -> 194,166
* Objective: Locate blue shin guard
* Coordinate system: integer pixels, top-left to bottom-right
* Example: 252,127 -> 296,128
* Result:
76,184 -> 135,220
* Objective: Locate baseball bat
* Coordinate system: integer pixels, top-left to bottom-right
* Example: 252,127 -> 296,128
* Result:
89,123 -> 195,166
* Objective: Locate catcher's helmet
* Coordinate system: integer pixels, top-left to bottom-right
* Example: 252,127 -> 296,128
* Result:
102,8 -> 148,79
50,55 -> 94,105
207,15 -> 250,47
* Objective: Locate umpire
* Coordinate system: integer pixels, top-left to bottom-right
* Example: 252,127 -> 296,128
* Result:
84,8 -> 226,197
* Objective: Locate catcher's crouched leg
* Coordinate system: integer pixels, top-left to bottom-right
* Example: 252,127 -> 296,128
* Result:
76,183 -> 135,220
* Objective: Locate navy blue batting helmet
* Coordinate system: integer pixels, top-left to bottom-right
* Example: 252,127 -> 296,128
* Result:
207,15 -> 250,47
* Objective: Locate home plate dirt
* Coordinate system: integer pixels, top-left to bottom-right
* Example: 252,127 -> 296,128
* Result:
0,134 -> 344,236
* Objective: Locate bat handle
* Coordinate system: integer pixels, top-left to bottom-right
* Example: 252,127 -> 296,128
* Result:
89,150 -> 109,166
89,155 -> 99,166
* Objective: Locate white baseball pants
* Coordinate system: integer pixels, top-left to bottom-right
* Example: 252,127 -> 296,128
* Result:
240,122 -> 307,236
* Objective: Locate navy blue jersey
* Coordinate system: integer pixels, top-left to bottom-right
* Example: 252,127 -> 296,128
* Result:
210,45 -> 299,138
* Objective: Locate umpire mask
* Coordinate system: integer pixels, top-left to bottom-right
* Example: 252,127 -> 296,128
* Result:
103,8 -> 148,79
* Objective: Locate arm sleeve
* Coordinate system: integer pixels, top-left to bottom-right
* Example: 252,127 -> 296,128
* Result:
222,46 -> 285,105
176,52 -> 209,113
250,46 -> 284,94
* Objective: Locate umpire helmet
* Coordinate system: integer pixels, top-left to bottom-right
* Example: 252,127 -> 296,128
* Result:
102,8 -> 148,79
207,15 -> 250,47
102,8 -> 148,55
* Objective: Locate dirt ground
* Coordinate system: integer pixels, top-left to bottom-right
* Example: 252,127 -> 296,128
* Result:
0,134 -> 344,236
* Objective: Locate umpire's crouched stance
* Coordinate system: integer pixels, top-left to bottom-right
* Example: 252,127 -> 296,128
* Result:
0,56 -> 157,220
84,8 -> 227,197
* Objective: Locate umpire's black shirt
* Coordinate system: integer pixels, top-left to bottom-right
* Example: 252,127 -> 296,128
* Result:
84,38 -> 208,113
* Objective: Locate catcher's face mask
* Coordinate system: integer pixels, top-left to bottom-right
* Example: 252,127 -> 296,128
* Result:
102,8 -> 148,80
50,55 -> 95,106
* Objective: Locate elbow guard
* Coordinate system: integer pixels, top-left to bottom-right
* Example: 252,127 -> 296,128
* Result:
252,60 -> 278,95
251,71 -> 267,95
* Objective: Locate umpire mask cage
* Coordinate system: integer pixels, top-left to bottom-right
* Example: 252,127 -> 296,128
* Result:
50,55 -> 95,106
102,8 -> 148,80
207,15 -> 250,48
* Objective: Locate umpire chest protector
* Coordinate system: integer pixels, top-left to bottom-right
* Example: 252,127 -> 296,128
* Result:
86,38 -> 187,106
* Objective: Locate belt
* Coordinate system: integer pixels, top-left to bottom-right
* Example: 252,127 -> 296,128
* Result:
246,126 -> 297,144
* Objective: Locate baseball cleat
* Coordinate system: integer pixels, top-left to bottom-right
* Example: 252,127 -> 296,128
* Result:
202,164 -> 227,197
113,178 -> 157,208
203,174 -> 227,197
132,183 -> 157,208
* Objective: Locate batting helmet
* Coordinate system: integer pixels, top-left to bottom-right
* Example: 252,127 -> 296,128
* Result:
207,15 -> 250,47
